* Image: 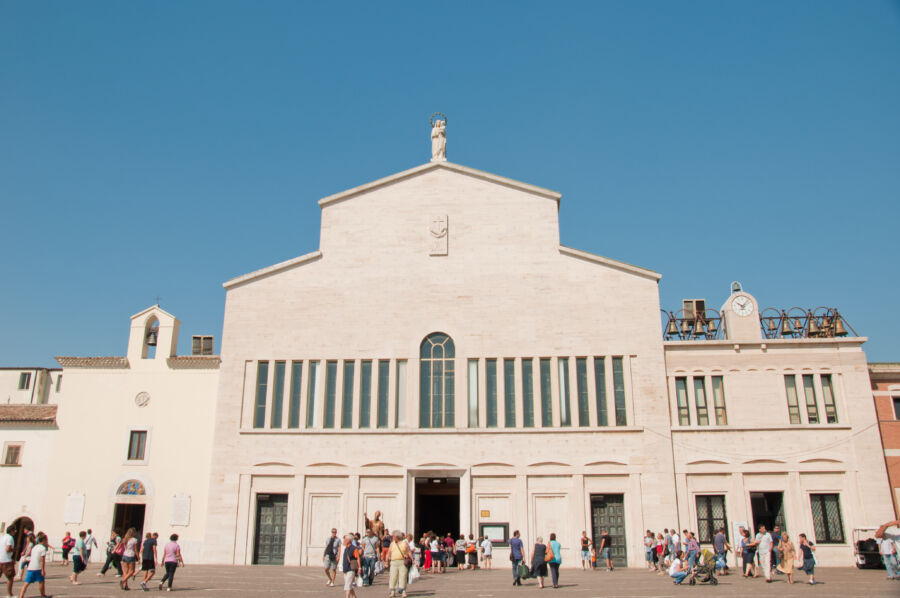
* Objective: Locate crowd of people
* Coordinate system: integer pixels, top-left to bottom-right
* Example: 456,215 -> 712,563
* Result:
642,525 -> 821,585
0,522 -> 185,597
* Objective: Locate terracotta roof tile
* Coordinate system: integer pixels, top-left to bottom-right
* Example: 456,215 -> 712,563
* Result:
166,356 -> 221,369
55,356 -> 130,369
0,404 -> 57,424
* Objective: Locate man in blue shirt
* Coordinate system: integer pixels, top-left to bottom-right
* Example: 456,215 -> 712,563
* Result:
509,530 -> 525,586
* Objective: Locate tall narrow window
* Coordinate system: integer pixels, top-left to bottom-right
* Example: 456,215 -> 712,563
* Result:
56,375 -> 63,392
324,361 -> 337,428
612,356 -> 627,426
359,361 -> 372,428
305,361 -> 319,428
395,359 -> 407,427
693,377 -> 709,426
419,334 -> 454,428
893,396 -> 900,420
575,358 -> 589,426
377,360 -> 390,428
486,359 -> 498,428
784,375 -> 801,424
253,361 -> 269,429
558,358 -> 571,427
18,372 -> 31,390
288,361 -> 302,428
540,358 -> 552,426
341,361 -> 355,429
821,374 -> 838,424
810,494 -> 844,544
695,495 -> 728,544
711,376 -> 727,425
522,359 -> 534,428
468,359 -> 479,428
594,357 -> 608,426
503,358 -> 516,427
127,431 -> 147,461
802,374 -> 819,424
675,377 -> 690,426
270,361 -> 286,428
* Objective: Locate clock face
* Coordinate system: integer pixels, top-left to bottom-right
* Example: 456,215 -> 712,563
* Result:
134,391 -> 151,407
731,295 -> 754,317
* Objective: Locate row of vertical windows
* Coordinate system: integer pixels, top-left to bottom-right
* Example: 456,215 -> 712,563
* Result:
674,376 -> 728,426
252,359 -> 404,430
784,374 -> 838,425
467,356 -> 628,429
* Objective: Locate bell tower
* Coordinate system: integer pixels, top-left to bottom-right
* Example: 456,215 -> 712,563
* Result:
721,282 -> 762,341
126,305 -> 181,364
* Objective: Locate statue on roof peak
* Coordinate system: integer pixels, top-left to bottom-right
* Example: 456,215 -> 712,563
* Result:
430,113 -> 447,162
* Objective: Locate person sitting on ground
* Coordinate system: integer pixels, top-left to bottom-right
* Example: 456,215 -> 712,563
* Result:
669,550 -> 688,584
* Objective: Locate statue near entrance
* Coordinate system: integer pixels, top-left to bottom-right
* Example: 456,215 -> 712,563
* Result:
430,113 -> 447,162
364,511 -> 386,537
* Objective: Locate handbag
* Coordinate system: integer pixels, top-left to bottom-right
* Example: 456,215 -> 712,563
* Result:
544,544 -> 554,562
114,542 -> 125,556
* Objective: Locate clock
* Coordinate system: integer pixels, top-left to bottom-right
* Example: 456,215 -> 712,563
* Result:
731,295 -> 754,317
134,391 -> 151,407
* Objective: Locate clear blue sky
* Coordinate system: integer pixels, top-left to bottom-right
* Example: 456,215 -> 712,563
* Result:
1,1 -> 898,366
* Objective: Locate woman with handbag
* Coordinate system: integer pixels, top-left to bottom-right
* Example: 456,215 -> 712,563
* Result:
388,530 -> 411,598
776,532 -> 795,584
529,536 -> 549,589
548,532 -> 562,589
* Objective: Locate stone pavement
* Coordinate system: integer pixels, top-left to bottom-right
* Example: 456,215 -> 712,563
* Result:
16,563 -> 899,597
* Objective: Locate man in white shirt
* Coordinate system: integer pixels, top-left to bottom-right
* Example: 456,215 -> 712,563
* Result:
1,525 -> 16,598
875,519 -> 900,580
480,537 -> 492,570
756,525 -> 773,582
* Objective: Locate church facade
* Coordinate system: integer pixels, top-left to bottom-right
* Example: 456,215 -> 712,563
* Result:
1,137 -> 894,568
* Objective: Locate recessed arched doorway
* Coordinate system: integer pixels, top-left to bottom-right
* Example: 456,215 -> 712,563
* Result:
112,480 -> 147,538
10,516 -> 34,558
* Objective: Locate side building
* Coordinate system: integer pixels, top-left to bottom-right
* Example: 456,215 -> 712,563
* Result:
869,362 -> 900,518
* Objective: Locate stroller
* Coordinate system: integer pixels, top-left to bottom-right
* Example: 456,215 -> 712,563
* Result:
687,549 -> 719,586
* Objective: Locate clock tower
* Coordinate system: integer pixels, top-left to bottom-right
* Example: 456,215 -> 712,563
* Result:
721,282 -> 762,341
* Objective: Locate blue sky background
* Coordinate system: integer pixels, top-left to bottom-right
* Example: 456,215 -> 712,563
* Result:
1,1 -> 898,365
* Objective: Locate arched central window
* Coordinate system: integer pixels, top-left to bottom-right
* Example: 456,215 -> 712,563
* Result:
419,333 -> 455,428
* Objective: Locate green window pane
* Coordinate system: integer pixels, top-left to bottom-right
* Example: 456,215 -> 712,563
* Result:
270,361 -> 285,428
486,359 -> 498,428
253,361 -> 269,429
504,358 -> 516,427
710,376 -> 727,425
468,359 -> 479,428
539,358 -> 552,426
594,357 -> 607,426
802,374 -> 819,424
377,360 -> 389,428
784,375 -> 801,424
612,357 -> 627,426
821,374 -> 838,424
324,361 -> 337,428
359,361 -> 372,428
576,357 -> 589,427
288,361 -> 302,429
419,334 -> 454,428
675,377 -> 690,426
522,359 -> 534,428
305,361 -> 318,428
693,377 -> 709,426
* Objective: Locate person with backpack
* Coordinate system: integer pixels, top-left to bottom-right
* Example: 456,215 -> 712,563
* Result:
17,532 -> 48,598
61,532 -> 74,565
323,528 -> 340,587
340,534 -> 361,598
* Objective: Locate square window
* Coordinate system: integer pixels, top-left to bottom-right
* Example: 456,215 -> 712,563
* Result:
127,431 -> 147,461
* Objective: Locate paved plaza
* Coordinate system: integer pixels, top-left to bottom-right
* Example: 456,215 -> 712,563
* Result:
17,564 -> 899,597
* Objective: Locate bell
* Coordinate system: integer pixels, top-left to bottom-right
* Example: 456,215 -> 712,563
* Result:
793,318 -> 803,330
766,318 -> 777,332
807,318 -> 819,337
146,330 -> 158,346
833,316 -> 847,336
681,319 -> 691,335
693,319 -> 705,336
780,318 -> 793,336
707,319 -> 718,334
666,318 -> 679,337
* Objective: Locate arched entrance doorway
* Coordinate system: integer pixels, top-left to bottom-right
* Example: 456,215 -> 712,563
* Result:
112,480 -> 147,538
10,516 -> 34,558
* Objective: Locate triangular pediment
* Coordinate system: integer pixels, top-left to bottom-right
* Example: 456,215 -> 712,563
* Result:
317,161 -> 561,208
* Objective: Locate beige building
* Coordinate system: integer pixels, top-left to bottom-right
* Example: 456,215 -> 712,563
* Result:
0,132 -> 894,568
201,153 -> 894,567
